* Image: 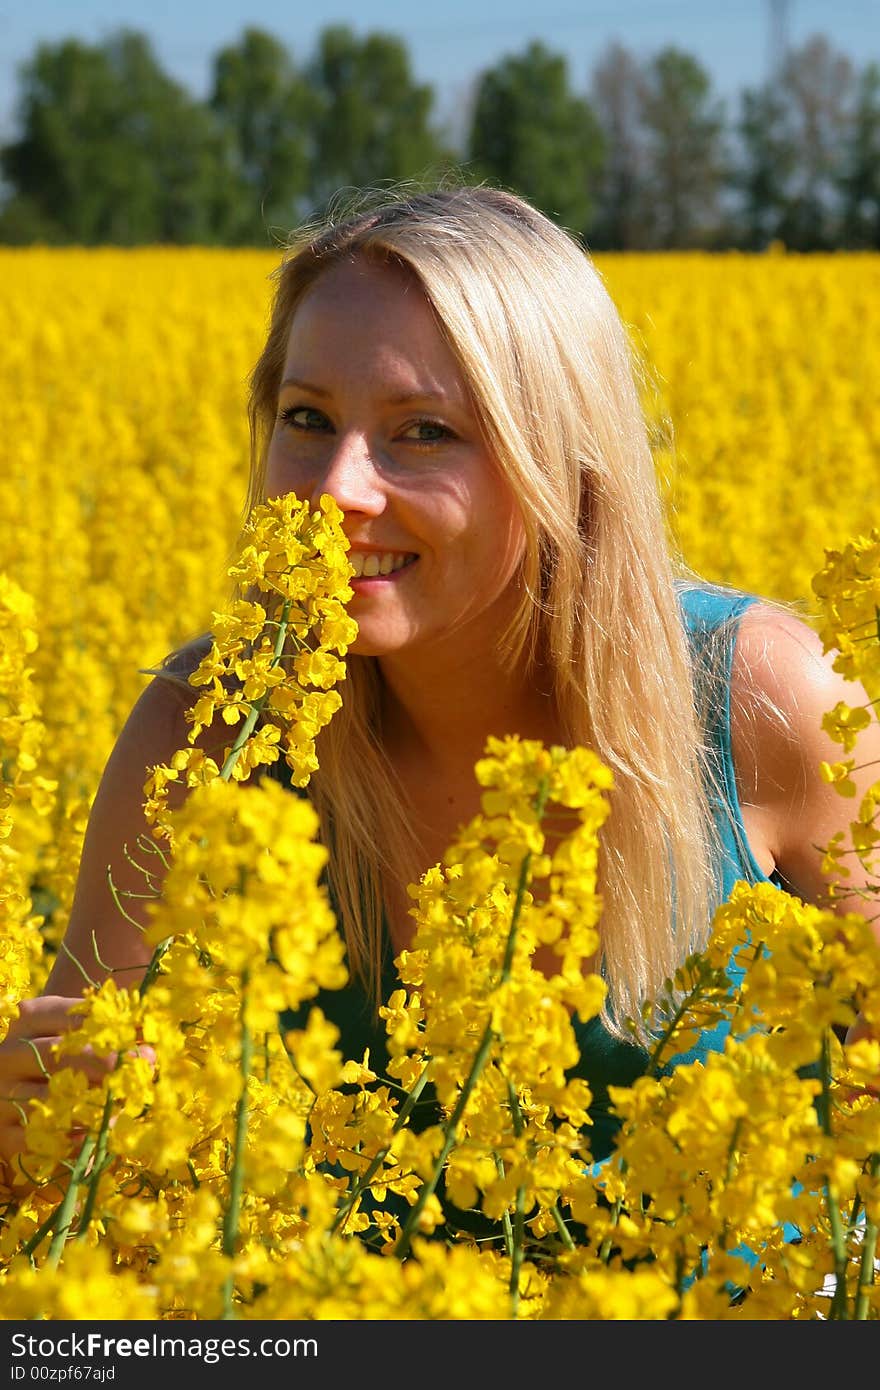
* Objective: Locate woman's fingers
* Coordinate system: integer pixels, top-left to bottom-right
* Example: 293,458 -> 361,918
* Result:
1,996 -> 131,1090
5,995 -> 85,1042
0,996 -> 159,1190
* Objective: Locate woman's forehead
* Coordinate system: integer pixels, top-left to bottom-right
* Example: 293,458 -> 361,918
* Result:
294,253 -> 423,319
284,257 -> 464,382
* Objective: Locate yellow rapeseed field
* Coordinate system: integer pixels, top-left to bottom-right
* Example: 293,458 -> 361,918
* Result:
1,248 -> 879,1321
0,246 -> 877,937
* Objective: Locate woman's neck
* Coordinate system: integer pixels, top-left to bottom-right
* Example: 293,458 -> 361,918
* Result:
377,640 -> 560,777
373,641 -> 571,957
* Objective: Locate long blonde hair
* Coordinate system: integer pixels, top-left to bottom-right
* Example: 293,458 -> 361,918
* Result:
246,184 -> 721,1040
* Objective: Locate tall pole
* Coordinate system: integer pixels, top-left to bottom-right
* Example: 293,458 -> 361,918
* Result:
768,0 -> 792,81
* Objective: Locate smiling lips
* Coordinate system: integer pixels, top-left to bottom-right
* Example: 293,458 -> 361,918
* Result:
349,550 -> 416,579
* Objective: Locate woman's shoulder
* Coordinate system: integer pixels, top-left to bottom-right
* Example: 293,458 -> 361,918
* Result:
728,600 -> 879,899
732,601 -> 841,722
676,579 -> 830,690
117,632 -> 222,772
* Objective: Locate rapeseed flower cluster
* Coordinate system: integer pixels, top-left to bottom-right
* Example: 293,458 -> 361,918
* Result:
812,530 -> 880,892
0,579 -> 54,1041
320,739 -> 613,1269
0,498 -> 356,1318
1,250 -> 879,1319
2,510 -> 879,1317
142,490 -> 357,838
2,249 -> 876,974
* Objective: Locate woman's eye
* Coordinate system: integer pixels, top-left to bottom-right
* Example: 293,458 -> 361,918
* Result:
278,405 -> 330,431
401,419 -> 454,443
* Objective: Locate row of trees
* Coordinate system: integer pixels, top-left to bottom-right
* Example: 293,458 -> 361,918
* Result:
1,24 -> 877,250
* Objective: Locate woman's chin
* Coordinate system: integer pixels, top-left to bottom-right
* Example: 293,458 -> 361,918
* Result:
348,628 -> 414,660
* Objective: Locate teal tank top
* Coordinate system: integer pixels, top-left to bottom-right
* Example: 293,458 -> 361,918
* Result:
274,582 -> 782,1169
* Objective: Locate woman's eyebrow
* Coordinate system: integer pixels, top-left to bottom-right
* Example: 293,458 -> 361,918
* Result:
279,376 -> 463,409
278,375 -> 331,397
383,388 -> 461,407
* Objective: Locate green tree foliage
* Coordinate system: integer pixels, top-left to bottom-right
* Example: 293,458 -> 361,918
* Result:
1,30 -> 234,244
306,26 -> 452,211
734,85 -> 797,249
0,22 -> 872,249
777,35 -> 855,249
209,27 -> 315,243
638,47 -> 726,248
466,41 -> 604,235
587,42 -> 648,249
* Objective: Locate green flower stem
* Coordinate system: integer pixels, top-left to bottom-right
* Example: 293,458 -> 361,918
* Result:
222,973 -> 253,1321
598,1160 -> 627,1264
21,1053 -> 124,1262
138,600 -> 294,997
819,1030 -> 850,1319
644,937 -> 765,1078
331,1062 -> 431,1236
506,1078 -> 527,1315
825,1196 -> 849,1321
139,935 -> 173,997
394,779 -> 550,1262
550,1202 -> 576,1250
708,1115 -> 745,1288
278,1029 -> 318,1099
218,599 -> 292,785
500,779 -> 549,976
393,1017 -> 496,1261
129,600 -> 290,1310
496,1156 -> 514,1261
21,1200 -> 63,1261
854,1153 -> 879,1321
45,1133 -> 97,1269
76,1081 -> 120,1237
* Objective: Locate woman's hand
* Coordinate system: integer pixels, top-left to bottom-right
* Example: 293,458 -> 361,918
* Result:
0,995 -> 121,1191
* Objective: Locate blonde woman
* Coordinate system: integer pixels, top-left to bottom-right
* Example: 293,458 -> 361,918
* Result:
1,186 -> 877,1179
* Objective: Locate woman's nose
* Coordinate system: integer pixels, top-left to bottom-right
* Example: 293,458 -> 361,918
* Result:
308,434 -> 384,515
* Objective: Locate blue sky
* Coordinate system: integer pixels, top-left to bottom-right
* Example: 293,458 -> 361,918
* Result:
1,0 -> 877,139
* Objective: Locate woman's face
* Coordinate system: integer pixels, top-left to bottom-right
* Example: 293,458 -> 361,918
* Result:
265,255 -> 527,664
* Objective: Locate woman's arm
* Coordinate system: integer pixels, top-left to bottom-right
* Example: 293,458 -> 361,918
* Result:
43,673 -> 202,996
0,665 -> 217,1175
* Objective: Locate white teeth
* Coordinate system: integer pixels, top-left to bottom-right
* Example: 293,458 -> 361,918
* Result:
349,551 -> 413,578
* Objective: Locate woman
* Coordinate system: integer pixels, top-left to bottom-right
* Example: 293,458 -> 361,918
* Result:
1,184 -> 877,1180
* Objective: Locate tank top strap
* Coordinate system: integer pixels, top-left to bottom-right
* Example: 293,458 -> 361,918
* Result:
676,582 -> 759,781
675,580 -> 775,899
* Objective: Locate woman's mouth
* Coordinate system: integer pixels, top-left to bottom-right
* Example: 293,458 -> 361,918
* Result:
349,550 -> 417,580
